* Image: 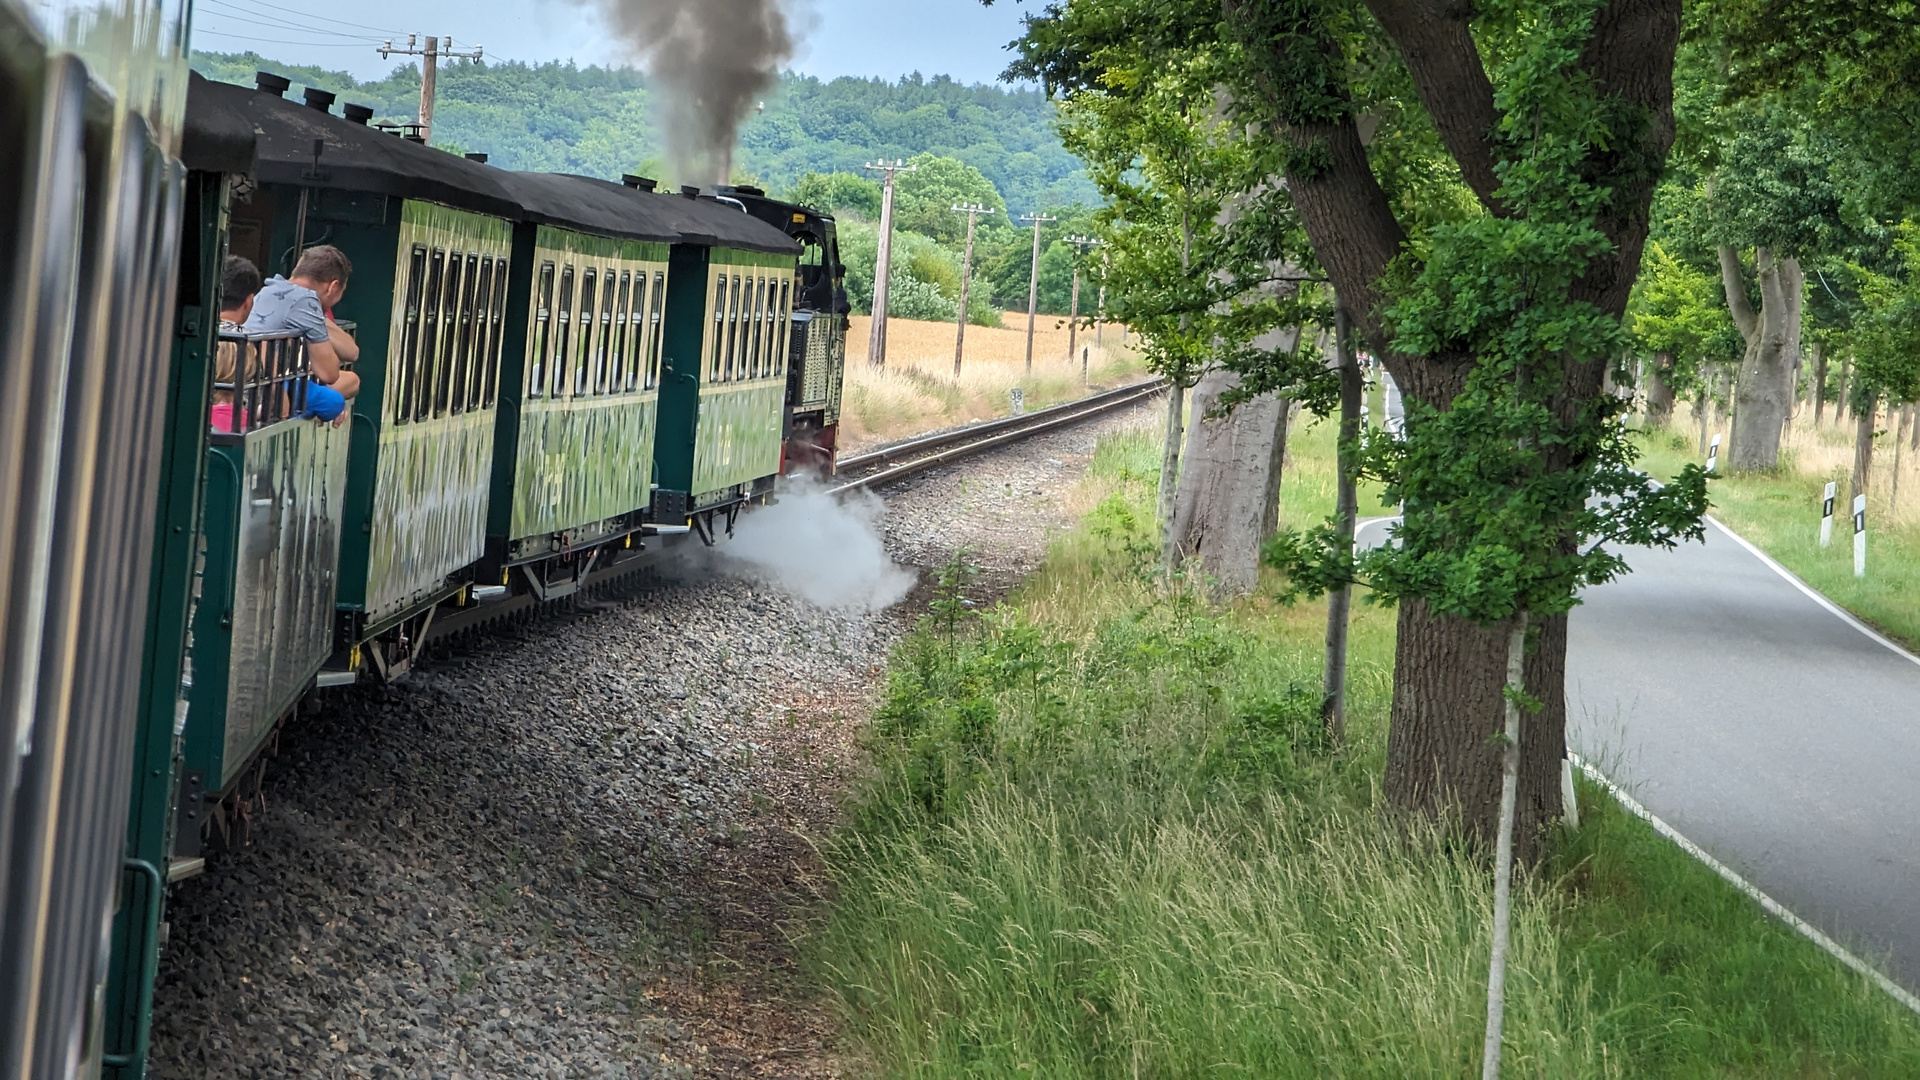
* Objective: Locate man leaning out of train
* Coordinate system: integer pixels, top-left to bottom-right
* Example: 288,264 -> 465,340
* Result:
244,243 -> 362,413
212,254 -> 346,430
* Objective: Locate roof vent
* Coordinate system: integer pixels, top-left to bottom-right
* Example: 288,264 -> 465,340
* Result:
622,174 -> 659,192
342,103 -> 374,125
302,87 -> 336,113
255,71 -> 291,97
680,185 -> 700,200
465,152 -> 489,164
727,184 -> 765,197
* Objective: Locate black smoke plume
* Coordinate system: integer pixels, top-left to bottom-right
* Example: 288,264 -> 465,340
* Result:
601,0 -> 794,185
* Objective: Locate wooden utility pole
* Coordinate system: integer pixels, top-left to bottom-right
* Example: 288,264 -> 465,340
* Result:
1020,211 -> 1057,375
1095,246 -> 1108,346
380,34 -> 482,144
1322,305 -> 1361,745
950,202 -> 994,379
863,159 -> 915,368
1063,234 -> 1101,364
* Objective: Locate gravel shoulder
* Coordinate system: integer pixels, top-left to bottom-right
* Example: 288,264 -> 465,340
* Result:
148,400 -> 1157,1079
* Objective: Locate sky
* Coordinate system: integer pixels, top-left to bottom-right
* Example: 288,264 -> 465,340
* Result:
188,0 -> 1038,86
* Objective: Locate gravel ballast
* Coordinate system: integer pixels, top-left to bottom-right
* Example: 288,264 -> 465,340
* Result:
147,400 -> 1157,1079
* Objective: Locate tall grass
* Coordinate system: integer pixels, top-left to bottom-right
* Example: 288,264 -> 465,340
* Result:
839,313 -> 1146,450
813,413 -> 1920,1078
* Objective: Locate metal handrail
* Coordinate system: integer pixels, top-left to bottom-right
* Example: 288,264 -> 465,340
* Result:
212,331 -> 314,435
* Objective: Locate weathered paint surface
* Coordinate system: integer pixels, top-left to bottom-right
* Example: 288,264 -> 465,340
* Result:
217,417 -> 350,785
366,410 -> 495,620
689,247 -> 796,497
364,201 -> 513,621
509,225 -> 669,541
513,394 -> 658,539
692,380 -> 785,493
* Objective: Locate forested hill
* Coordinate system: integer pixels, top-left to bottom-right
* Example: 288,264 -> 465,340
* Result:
189,52 -> 1096,214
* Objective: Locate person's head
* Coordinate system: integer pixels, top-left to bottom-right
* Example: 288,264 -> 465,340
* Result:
220,255 -> 262,322
290,244 -> 352,307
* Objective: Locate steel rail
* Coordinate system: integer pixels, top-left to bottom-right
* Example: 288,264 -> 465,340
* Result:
829,378 -> 1165,495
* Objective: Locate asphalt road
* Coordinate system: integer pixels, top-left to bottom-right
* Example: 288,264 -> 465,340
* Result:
1564,518 -> 1920,988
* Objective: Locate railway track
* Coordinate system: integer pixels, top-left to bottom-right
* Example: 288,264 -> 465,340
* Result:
425,378 -> 1165,645
828,377 -> 1167,494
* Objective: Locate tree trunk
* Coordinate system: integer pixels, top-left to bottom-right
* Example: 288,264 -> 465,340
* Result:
1157,379 -> 1188,580
1724,246 -> 1796,471
1812,341 -> 1828,425
1853,394 -> 1877,502
1384,599 -> 1565,864
1323,306 -> 1362,745
1168,360 -> 1295,594
1837,354 -> 1852,422
1480,612 -> 1528,1080
1645,352 -> 1675,425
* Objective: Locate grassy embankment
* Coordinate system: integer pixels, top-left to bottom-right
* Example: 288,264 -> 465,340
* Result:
1637,402 -> 1920,649
813,410 -> 1920,1077
837,312 -> 1146,451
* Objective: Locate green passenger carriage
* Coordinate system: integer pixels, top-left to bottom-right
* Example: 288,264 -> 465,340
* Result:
485,173 -> 679,596
654,201 -> 804,532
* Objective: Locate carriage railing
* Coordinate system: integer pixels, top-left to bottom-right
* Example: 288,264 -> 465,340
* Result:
212,331 -> 316,435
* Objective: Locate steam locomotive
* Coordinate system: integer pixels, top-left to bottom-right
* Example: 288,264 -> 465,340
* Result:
0,18 -> 847,1075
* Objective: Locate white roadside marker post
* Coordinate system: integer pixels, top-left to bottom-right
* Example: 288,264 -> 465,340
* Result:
1820,481 -> 1837,547
1009,386 -> 1024,416
1706,432 -> 1720,475
1854,494 -> 1867,578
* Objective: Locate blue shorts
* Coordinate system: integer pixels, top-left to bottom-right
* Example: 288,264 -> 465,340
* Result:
300,383 -> 347,421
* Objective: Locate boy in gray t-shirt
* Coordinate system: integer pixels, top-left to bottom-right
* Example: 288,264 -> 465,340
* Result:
243,244 -> 361,402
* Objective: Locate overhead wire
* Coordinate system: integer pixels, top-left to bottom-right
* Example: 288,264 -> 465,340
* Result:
197,0 -> 409,37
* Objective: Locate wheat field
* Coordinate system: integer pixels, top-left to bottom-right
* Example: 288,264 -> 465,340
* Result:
839,312 -> 1146,450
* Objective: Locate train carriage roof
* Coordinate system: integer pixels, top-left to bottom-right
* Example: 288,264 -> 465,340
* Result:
653,191 -> 802,257
491,172 -> 681,245
181,72 -> 259,174
184,75 -> 521,219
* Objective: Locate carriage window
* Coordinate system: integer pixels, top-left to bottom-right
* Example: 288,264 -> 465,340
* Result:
434,252 -> 466,418
709,273 -> 725,381
396,244 -> 427,422
598,270 -> 618,395
554,265 -> 576,397
575,267 -> 599,397
744,276 -> 761,378
449,252 -> 479,415
487,258 -> 509,407
413,249 -> 446,424
726,274 -> 744,381
530,262 -> 554,398
759,276 -> 774,376
777,279 -> 791,376
614,271 -> 634,393
649,271 -> 666,390
472,256 -> 496,410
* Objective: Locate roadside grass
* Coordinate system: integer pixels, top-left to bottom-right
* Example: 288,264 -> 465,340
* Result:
814,412 -> 1920,1077
839,313 -> 1147,451
1635,407 -> 1920,650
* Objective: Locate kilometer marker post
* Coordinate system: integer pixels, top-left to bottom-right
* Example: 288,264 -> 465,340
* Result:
1820,481 -> 1837,547
1853,494 -> 1867,578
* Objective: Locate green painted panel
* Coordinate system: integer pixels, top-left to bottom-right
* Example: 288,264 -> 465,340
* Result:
692,379 -> 786,494
365,409 -> 496,620
511,393 -> 658,540
353,200 -> 514,622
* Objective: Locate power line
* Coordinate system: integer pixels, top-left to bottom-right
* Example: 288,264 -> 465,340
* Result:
199,0 -> 408,36
193,29 -> 388,48
194,7 -> 385,43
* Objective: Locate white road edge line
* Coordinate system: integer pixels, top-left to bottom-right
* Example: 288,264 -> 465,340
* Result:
1703,514 -> 1920,670
1568,752 -> 1920,1017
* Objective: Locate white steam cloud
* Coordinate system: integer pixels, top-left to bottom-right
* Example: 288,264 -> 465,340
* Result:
709,480 -> 916,611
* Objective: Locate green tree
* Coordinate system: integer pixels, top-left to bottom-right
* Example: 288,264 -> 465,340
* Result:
1016,0 -> 1707,872
891,153 -> 1009,245
786,171 -> 883,219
